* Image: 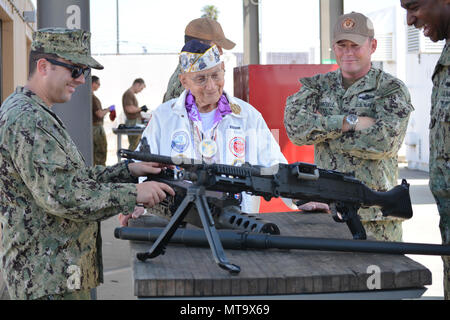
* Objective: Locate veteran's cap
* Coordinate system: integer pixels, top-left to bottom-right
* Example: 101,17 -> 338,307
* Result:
333,12 -> 375,46
185,18 -> 236,50
179,40 -> 221,73
31,28 -> 103,70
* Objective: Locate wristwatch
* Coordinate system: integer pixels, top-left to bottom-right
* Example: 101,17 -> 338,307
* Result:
345,114 -> 359,132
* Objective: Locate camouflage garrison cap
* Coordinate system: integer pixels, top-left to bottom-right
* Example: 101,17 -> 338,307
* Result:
179,40 -> 221,73
31,27 -> 103,70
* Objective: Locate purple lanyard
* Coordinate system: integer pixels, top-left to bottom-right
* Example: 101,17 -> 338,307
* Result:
184,91 -> 232,128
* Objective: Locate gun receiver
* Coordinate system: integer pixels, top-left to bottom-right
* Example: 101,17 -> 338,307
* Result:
118,138 -> 414,274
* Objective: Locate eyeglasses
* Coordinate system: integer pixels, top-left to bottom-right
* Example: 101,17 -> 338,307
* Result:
45,58 -> 91,79
190,70 -> 224,86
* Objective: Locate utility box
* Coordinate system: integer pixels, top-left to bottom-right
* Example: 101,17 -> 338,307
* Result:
234,64 -> 339,212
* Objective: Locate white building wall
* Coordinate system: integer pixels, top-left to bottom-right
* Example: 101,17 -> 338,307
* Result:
404,53 -> 440,171
91,52 -> 237,125
367,6 -> 444,172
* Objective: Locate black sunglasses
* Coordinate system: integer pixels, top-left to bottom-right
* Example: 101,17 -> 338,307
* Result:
45,58 -> 91,79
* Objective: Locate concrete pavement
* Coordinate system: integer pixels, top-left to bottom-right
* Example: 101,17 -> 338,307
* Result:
399,165 -> 444,299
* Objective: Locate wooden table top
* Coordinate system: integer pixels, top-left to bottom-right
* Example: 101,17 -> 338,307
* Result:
127,213 -> 431,298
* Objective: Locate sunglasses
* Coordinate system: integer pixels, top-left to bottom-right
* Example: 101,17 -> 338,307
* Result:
45,58 -> 91,79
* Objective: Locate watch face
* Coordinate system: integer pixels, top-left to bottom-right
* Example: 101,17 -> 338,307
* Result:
346,114 -> 358,125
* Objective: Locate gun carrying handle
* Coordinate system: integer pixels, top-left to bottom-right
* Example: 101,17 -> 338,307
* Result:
293,167 -> 320,181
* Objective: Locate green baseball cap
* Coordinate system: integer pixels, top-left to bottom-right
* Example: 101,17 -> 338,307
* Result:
31,27 -> 103,70
333,12 -> 375,46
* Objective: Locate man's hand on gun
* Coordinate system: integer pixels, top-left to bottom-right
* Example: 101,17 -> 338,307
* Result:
297,201 -> 330,213
128,161 -> 173,177
119,206 -> 146,227
118,161 -> 175,226
136,180 -> 175,207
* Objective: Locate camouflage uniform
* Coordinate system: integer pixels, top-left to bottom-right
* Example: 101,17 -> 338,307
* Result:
36,289 -> 91,300
0,223 -> 8,300
0,27 -> 138,300
162,63 -> 184,103
284,67 -> 414,241
0,270 -> 8,300
0,87 -> 137,299
429,41 -> 450,299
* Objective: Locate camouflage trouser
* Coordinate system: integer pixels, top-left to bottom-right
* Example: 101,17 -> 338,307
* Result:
125,119 -> 141,151
36,289 -> 91,300
0,225 -> 10,300
361,220 -> 403,242
433,195 -> 450,300
93,124 -> 107,166
0,272 -> 10,300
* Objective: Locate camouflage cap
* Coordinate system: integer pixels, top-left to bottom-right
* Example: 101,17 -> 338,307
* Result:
31,27 -> 103,70
333,12 -> 375,46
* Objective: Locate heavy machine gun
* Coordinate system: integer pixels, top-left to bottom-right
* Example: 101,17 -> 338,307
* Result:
118,138 -> 414,274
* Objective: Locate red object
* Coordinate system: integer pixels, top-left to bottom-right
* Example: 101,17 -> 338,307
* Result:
109,110 -> 116,121
233,64 -> 339,213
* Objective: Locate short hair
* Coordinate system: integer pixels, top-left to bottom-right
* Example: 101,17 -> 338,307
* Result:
133,78 -> 145,86
28,51 -> 59,79
92,75 -> 99,83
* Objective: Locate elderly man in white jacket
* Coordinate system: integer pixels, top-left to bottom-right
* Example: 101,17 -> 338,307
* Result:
120,40 -> 300,226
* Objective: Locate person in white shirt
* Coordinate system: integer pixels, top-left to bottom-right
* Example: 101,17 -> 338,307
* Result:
119,40 -> 297,226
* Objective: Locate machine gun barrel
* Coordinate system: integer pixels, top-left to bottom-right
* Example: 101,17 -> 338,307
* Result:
115,227 -> 450,257
119,149 -> 196,167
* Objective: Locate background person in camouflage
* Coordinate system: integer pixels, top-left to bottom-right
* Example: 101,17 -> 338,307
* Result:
400,0 -> 450,300
92,75 -> 115,165
0,28 -> 175,300
122,78 -> 147,150
284,12 -> 414,241
162,17 -> 236,103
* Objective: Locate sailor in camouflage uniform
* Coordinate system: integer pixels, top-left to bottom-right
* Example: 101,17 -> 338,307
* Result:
162,17 -> 235,103
284,12 -> 414,242
0,28 -> 174,300
401,0 -> 450,300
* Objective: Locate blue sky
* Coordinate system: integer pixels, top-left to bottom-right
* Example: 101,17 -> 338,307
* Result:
31,0 -> 401,54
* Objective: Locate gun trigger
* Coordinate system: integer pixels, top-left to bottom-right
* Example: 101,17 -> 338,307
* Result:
330,203 -> 345,223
